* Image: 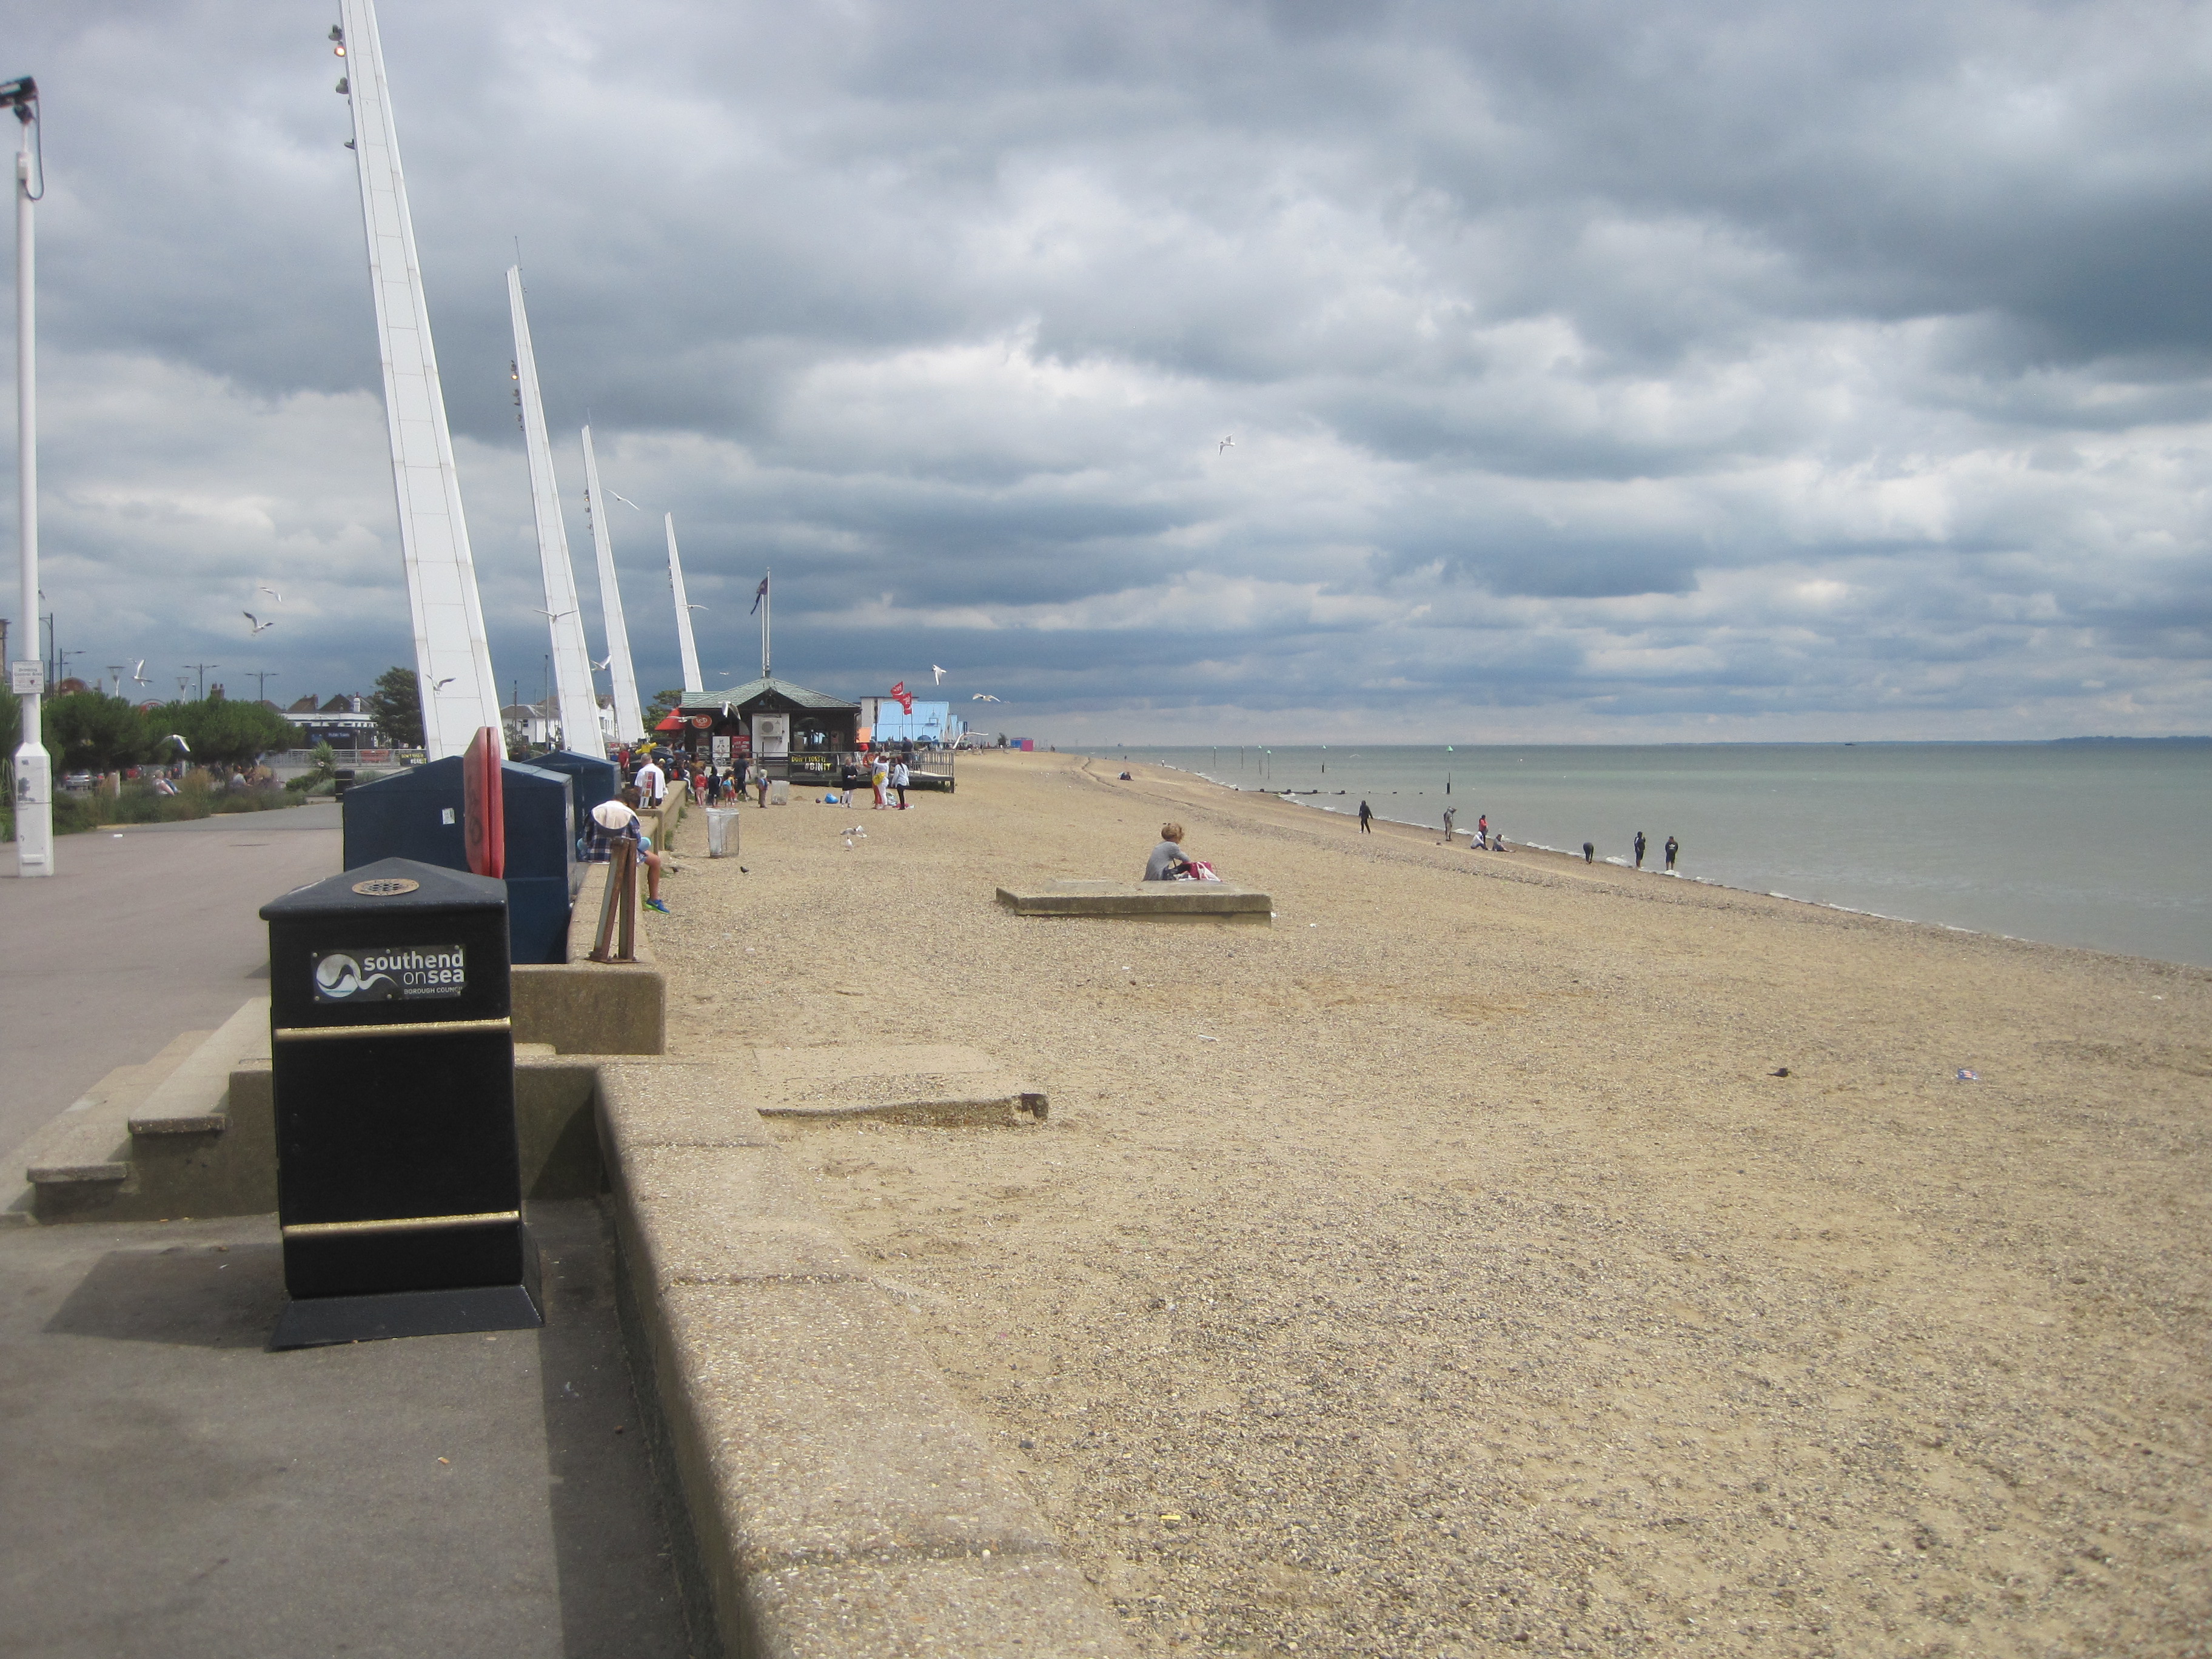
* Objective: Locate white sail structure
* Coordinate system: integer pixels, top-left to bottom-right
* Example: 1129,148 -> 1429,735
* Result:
506,267 -> 602,756
579,426 -> 645,743
665,513 -> 705,695
337,0 -> 502,758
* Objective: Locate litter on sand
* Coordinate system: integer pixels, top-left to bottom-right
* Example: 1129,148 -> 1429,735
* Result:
1956,1068 -> 1980,1082
1197,1034 -> 1218,1042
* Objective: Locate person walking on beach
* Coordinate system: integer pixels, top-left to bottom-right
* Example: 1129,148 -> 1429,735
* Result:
634,754 -> 665,809
1634,830 -> 1646,869
871,753 -> 891,809
892,757 -> 911,809
1358,800 -> 1373,833
1145,822 -> 1191,880
1583,841 -> 1595,863
1664,834 -> 1679,871
1476,813 -> 1488,850
1442,806 -> 1456,844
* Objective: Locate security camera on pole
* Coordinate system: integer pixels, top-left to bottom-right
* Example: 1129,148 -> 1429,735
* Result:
4,75 -> 48,877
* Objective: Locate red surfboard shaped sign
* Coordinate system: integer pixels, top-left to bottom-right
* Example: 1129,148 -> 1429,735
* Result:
463,726 -> 506,879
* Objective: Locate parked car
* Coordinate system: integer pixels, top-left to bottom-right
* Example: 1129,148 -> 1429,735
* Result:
60,771 -> 94,793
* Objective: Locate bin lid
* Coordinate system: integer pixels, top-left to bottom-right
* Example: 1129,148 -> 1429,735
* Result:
260,856 -> 509,921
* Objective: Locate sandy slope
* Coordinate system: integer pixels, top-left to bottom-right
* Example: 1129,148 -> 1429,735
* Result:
649,751 -> 2210,1658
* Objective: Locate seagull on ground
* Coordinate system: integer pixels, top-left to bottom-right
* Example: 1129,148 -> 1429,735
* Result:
1218,435 -> 1234,452
931,665 -> 947,684
244,612 -> 275,634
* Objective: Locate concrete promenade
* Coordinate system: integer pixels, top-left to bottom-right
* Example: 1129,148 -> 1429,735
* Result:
0,804 -> 340,1158
0,1199 -> 693,1657
1,805 -> 717,1654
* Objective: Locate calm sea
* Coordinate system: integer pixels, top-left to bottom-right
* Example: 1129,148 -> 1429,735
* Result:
1089,742 -> 2212,970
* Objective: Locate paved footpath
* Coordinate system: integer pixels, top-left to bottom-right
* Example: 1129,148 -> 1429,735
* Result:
0,1198 -> 694,1657
0,805 -> 341,1159
1,809 -> 705,1654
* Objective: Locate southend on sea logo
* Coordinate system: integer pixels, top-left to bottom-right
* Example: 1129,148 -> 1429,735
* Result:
311,943 -> 467,1002
314,952 -> 397,1001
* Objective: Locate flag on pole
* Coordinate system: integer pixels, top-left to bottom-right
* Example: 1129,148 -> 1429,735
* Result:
751,575 -> 769,615
889,680 -> 915,714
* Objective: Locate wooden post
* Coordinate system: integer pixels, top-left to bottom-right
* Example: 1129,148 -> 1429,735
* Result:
589,840 -> 636,964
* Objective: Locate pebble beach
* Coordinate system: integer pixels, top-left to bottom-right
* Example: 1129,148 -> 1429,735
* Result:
649,750 -> 2210,1658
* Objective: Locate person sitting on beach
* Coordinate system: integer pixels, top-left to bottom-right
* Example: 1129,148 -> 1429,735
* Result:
1144,822 -> 1193,881
584,789 -> 669,913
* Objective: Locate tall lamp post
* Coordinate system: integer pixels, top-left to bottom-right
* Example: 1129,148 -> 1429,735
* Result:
5,75 -> 46,877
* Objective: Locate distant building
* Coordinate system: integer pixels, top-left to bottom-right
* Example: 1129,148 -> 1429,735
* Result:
503,694 -> 615,754
284,692 -> 381,751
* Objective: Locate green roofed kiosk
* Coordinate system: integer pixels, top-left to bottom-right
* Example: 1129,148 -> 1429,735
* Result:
670,677 -> 860,788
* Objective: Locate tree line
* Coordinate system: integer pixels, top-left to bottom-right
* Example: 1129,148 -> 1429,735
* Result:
0,687 -> 301,776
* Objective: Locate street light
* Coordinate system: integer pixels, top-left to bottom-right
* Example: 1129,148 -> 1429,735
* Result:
186,662 -> 220,700
5,73 -> 48,876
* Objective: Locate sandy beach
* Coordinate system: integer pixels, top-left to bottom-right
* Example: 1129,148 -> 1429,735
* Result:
649,751 -> 2209,1658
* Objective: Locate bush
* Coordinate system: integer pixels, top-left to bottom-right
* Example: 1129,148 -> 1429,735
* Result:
41,777 -> 300,835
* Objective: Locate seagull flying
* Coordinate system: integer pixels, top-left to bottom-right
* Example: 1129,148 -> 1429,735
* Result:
592,655 -> 612,671
608,491 -> 641,511
531,607 -> 576,620
685,603 -> 708,612
1218,435 -> 1234,452
166,733 -> 192,754
971,692 -> 1001,703
432,676 -> 457,691
931,665 -> 947,684
132,660 -> 149,686
244,612 -> 275,634
259,586 -> 283,602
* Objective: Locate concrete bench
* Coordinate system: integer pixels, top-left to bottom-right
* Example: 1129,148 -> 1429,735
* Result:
996,878 -> 1272,923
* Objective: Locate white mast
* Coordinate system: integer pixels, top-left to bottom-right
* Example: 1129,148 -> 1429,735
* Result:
665,513 -> 703,695
505,266 -> 600,755
579,426 -> 643,743
336,0 -> 502,759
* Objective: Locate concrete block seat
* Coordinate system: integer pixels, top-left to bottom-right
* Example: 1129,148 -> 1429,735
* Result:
996,877 -> 1272,923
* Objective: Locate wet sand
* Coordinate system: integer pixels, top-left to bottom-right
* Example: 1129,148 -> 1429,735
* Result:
651,751 -> 2210,1657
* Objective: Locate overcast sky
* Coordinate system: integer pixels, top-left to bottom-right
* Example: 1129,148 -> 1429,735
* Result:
7,0 -> 2211,740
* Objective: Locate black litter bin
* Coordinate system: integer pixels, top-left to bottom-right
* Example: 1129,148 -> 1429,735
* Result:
340,756 -> 576,964
260,857 -> 542,1349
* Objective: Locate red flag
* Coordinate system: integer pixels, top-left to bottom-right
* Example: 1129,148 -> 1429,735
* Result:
889,680 -> 914,714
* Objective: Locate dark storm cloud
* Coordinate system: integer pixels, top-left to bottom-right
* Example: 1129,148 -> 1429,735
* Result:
4,0 -> 2208,739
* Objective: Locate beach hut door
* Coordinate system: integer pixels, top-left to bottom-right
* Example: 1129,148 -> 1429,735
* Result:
752,714 -> 789,759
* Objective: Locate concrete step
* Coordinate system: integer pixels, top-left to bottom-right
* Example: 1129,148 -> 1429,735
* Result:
129,998 -> 270,1136
745,1044 -> 1049,1126
7,1002 -> 272,1225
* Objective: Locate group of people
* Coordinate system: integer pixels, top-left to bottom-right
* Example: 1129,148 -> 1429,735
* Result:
1352,797 -> 1683,870
1581,830 -> 1680,870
